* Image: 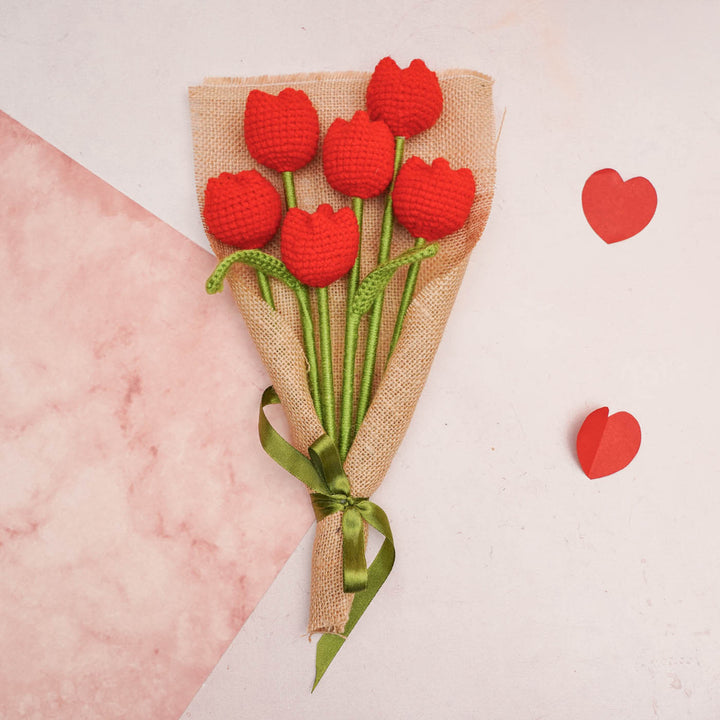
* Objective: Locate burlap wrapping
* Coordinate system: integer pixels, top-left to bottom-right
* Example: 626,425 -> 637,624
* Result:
189,69 -> 495,634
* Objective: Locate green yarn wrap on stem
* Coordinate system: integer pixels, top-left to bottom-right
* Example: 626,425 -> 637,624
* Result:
387,236 -> 426,360
316,286 -> 336,442
339,197 -> 364,460
354,136 -> 405,432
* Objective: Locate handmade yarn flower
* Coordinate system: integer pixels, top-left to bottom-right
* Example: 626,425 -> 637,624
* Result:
322,111 -> 396,199
351,57 -> 444,429
385,157 -> 475,358
366,57 -> 443,138
281,204 -> 359,287
203,170 -> 282,248
244,88 -> 320,172
392,157 -> 476,240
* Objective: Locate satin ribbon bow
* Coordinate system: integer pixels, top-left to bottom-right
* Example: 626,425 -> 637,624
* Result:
308,433 -> 392,593
258,386 -> 395,688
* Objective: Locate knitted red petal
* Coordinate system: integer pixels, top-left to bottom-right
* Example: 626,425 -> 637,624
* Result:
366,57 -> 443,138
392,157 -> 475,241
281,204 -> 359,287
244,88 -> 320,173
203,170 -> 282,248
322,111 -> 395,199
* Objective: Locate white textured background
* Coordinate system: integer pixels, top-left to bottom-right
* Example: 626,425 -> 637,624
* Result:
3,1 -> 720,717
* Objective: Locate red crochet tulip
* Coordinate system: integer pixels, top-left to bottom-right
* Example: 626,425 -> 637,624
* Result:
392,157 -> 475,241
244,88 -> 320,172
203,170 -> 282,248
281,204 -> 359,287
322,111 -> 396,199
366,57 -> 443,138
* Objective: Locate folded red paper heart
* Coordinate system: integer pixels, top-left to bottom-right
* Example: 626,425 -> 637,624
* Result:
576,406 -> 642,479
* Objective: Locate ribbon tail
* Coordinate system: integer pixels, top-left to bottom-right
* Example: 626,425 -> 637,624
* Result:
313,633 -> 345,692
313,501 -> 395,692
258,386 -> 330,495
342,506 -> 367,593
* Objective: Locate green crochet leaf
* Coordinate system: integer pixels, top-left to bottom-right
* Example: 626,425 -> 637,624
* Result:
351,242 -> 438,316
206,250 -> 300,294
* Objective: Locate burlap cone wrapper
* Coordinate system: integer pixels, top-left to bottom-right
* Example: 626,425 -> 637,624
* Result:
190,69 -> 495,635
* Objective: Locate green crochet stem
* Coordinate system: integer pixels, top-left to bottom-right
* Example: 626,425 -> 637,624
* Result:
347,197 -> 364,320
295,285 -> 323,422
387,237 -> 426,360
258,172 -> 301,312
282,171 -> 297,209
316,286 -> 336,442
256,271 -> 275,308
338,197 -> 364,460
339,310 -> 361,460
280,169 -> 326,424
355,136 -> 405,431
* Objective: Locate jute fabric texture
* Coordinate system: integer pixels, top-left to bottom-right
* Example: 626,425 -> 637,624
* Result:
189,69 -> 495,635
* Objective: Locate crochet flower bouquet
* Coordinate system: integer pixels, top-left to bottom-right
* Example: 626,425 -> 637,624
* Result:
189,58 -> 495,688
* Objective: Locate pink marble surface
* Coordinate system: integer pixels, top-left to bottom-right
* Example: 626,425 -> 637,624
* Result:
0,111 -> 313,719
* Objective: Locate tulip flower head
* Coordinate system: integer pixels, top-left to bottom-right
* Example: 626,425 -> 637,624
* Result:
366,57 -> 443,138
244,88 -> 320,172
203,170 -> 283,248
281,204 -> 359,287
322,111 -> 396,199
392,157 -> 475,241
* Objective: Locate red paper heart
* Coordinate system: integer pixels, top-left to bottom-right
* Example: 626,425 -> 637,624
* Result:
576,407 -> 641,479
582,168 -> 657,243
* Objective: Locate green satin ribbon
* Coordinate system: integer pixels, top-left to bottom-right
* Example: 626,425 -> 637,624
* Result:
258,386 -> 395,690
